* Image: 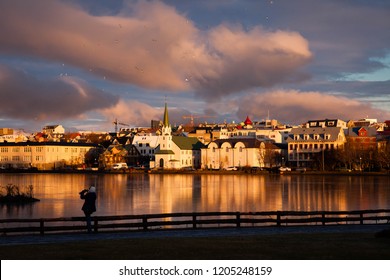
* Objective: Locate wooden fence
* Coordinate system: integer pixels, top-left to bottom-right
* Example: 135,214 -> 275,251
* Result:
1,209 -> 390,236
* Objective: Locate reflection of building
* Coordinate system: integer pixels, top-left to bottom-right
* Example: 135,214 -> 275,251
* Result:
0,142 -> 97,170
153,103 -> 205,169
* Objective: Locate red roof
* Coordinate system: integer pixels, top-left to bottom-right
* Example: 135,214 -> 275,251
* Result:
244,116 -> 252,125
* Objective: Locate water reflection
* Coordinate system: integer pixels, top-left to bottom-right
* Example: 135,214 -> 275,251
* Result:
1,173 -> 389,219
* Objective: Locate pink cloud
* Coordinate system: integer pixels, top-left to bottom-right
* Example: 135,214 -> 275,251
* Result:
0,0 -> 312,98
237,90 -> 390,124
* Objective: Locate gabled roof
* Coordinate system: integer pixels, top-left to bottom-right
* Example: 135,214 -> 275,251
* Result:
172,136 -> 205,150
345,126 -> 377,137
287,126 -> 343,142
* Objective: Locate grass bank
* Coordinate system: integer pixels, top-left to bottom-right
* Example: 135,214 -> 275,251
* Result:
1,230 -> 390,260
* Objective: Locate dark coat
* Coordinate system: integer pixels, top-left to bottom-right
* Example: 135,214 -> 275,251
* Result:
80,191 -> 97,215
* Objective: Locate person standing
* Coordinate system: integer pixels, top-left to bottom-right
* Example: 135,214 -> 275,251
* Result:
79,186 -> 97,233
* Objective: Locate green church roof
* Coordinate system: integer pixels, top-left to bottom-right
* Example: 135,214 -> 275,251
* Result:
172,136 -> 205,150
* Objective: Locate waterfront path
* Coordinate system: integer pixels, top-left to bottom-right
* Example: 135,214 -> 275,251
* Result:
1,224 -> 389,246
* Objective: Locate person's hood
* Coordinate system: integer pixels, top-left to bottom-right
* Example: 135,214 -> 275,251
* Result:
89,186 -> 96,193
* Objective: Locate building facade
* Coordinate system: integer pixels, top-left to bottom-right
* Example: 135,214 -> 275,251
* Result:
287,126 -> 346,168
201,138 -> 281,169
0,142 -> 98,170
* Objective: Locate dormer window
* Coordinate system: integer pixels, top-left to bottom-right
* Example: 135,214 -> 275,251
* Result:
294,134 -> 300,140
304,134 -> 309,140
314,134 -> 319,140
324,134 -> 330,140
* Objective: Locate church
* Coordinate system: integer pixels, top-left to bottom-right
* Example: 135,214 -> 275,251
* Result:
153,103 -> 205,169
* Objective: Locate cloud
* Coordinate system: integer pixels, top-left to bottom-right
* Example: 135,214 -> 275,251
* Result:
0,65 -> 119,121
191,25 -> 311,99
0,0 -> 311,99
99,99 -> 191,127
273,0 -> 390,77
99,100 -> 161,128
236,89 -> 390,124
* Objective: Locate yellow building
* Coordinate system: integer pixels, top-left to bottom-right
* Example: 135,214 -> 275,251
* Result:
0,142 -> 98,170
287,126 -> 346,168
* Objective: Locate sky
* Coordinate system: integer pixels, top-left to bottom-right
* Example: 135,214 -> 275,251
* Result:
0,0 -> 389,133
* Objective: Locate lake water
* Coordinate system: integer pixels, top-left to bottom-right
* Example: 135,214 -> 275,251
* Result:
1,173 -> 390,219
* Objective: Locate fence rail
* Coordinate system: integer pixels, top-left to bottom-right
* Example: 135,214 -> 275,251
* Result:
1,209 -> 390,236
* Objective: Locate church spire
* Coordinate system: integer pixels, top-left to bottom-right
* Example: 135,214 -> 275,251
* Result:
163,102 -> 169,127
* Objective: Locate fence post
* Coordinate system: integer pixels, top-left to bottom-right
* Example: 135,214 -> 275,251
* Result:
236,212 -> 241,228
322,213 -> 326,225
40,219 -> 44,235
360,213 -> 364,225
142,216 -> 148,230
276,211 -> 281,226
192,214 -> 197,229
93,217 -> 98,232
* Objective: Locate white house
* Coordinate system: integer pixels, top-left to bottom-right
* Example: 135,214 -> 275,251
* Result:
42,125 -> 65,135
132,133 -> 160,162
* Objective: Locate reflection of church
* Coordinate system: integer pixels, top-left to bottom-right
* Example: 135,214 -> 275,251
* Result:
153,103 -> 204,169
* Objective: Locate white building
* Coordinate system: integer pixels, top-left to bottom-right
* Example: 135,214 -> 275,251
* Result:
201,138 -> 282,169
132,133 -> 160,162
153,103 -> 204,169
42,125 -> 65,135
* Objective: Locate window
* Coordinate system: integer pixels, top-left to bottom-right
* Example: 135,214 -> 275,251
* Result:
12,156 -> 20,161
294,134 -> 300,140
1,156 -> 9,161
23,156 -> 31,162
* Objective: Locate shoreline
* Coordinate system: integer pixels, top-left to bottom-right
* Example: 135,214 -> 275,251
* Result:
1,168 -> 389,176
